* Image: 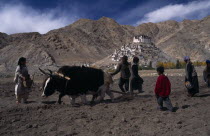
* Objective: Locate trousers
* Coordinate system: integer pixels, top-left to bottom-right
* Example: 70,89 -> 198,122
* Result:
156,96 -> 173,111
118,77 -> 129,92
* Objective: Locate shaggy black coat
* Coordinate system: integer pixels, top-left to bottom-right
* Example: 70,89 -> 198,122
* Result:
57,66 -> 104,95
42,66 -> 105,104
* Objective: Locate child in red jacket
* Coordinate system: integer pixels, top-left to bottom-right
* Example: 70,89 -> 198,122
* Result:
155,66 -> 174,112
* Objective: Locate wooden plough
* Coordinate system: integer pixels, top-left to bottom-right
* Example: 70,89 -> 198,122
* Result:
110,90 -> 134,101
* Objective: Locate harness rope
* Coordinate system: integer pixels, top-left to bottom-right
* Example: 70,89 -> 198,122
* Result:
54,72 -> 71,80
54,72 -> 71,94
64,80 -> 69,94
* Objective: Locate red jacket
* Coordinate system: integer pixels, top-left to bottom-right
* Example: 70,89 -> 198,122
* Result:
154,75 -> 171,97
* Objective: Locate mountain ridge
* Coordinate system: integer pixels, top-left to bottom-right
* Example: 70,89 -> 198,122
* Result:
0,15 -> 210,73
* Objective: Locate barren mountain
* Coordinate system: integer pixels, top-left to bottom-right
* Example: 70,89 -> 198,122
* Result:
134,16 -> 210,61
0,15 -> 210,73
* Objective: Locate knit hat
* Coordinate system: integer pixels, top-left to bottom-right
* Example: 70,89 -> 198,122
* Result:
206,60 -> 210,64
184,56 -> 190,61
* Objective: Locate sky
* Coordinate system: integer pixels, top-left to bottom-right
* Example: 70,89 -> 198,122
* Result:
0,0 -> 210,34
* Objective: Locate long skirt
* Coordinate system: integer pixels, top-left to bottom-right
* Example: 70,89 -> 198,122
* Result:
15,82 -> 30,102
186,76 -> 199,95
130,77 -> 143,92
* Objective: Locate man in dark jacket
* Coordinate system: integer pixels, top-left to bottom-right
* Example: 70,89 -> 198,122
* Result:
111,56 -> 131,92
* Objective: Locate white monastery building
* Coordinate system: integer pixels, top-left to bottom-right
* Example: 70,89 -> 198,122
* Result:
133,35 -> 151,44
111,35 -> 155,62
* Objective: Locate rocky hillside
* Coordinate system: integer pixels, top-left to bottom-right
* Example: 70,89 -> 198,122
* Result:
0,32 -> 10,49
0,15 -> 210,73
0,17 -> 134,74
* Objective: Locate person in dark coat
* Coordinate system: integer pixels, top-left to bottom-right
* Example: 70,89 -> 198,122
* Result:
155,66 -> 174,112
130,57 -> 144,94
111,56 -> 131,92
184,56 -> 199,97
203,60 -> 210,87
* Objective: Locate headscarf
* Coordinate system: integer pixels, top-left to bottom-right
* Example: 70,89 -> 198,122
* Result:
206,60 -> 210,72
206,60 -> 210,64
18,57 -> 26,66
184,56 -> 190,61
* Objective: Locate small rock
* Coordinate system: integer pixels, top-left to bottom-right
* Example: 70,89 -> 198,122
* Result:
33,124 -> 38,128
153,118 -> 161,123
12,119 -> 20,122
38,109 -> 42,113
176,125 -> 182,129
49,125 -> 57,131
122,117 -> 127,122
104,105 -> 108,108
131,107 -> 136,110
26,124 -> 33,128
181,105 -> 190,109
162,112 -> 169,115
177,121 -> 182,124
68,132 -> 78,136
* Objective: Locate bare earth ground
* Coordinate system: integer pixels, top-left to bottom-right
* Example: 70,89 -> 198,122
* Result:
0,68 -> 210,136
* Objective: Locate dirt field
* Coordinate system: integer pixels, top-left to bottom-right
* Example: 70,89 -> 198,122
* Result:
0,68 -> 210,136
